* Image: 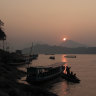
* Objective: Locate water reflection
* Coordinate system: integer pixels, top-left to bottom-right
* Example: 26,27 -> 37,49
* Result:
61,54 -> 67,63
62,55 -> 68,74
50,80 -> 69,96
60,81 -> 69,95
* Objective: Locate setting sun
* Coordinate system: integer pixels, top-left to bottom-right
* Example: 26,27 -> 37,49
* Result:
63,38 -> 67,41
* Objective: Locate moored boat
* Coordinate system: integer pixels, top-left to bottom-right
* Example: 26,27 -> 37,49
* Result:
61,66 -> 80,83
61,73 -> 80,83
64,55 -> 76,58
49,56 -> 55,60
26,62 -> 65,83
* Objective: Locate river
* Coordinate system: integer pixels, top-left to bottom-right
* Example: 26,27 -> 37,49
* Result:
18,54 -> 96,96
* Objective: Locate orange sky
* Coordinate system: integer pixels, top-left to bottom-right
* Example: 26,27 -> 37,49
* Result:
0,0 -> 96,49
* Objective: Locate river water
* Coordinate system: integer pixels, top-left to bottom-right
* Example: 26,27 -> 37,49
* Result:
18,54 -> 96,96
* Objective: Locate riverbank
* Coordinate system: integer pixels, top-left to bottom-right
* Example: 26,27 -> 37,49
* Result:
0,50 -> 57,96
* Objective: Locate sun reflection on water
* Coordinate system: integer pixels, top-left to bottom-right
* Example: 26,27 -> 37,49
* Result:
62,55 -> 68,74
62,55 -> 67,63
60,81 -> 69,95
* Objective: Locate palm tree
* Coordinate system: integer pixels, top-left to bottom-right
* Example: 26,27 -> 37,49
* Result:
0,20 -> 6,50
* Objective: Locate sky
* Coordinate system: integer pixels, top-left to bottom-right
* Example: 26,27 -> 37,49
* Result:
0,0 -> 96,49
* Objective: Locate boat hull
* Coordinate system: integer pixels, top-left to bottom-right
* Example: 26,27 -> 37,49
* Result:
61,73 -> 80,83
26,71 -> 63,84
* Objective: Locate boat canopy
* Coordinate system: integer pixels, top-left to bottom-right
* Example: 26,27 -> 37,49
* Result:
28,62 -> 65,69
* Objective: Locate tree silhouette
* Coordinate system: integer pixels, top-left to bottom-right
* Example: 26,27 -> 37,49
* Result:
0,20 -> 4,27
0,20 -> 6,50
0,28 -> 6,40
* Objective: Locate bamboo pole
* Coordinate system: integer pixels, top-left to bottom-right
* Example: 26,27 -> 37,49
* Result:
3,40 -> 4,51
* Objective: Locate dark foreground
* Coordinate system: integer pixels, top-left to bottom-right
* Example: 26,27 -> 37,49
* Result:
0,50 -> 57,96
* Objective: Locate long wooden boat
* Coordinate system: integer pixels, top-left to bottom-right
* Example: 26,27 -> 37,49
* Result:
64,55 -> 76,58
26,62 -> 65,83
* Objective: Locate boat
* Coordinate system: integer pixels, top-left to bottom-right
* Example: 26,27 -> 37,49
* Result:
49,56 -> 55,60
30,54 -> 38,60
26,43 -> 38,63
61,73 -> 80,83
50,54 -> 55,55
61,66 -> 80,83
9,62 -> 25,66
26,62 -> 65,83
64,55 -> 76,58
45,54 -> 55,55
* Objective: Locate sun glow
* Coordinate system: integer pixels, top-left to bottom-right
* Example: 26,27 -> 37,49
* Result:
63,38 -> 67,41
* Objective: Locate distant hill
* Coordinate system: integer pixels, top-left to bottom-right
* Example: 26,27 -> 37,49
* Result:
60,40 -> 87,48
22,44 -> 96,54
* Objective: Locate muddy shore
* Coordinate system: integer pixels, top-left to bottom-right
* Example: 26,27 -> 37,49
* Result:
0,50 -> 57,96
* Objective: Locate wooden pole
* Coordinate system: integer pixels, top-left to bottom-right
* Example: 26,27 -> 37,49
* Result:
3,40 -> 5,51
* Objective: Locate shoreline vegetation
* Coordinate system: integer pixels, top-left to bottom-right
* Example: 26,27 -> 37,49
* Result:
0,50 -> 57,96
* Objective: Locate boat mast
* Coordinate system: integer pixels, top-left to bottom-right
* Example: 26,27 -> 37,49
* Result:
30,42 -> 33,56
28,42 -> 33,68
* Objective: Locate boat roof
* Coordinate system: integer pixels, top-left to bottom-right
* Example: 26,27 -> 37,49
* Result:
28,62 -> 65,69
